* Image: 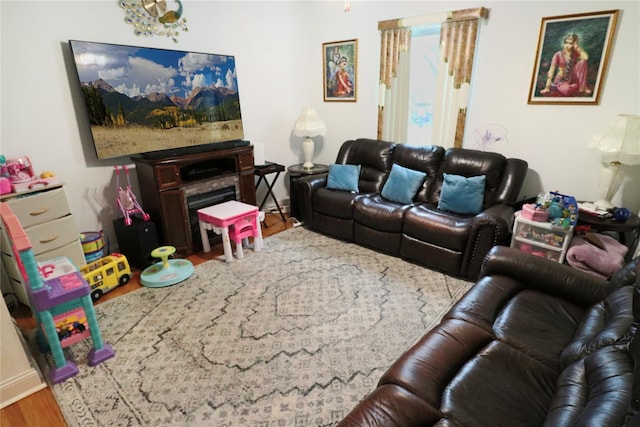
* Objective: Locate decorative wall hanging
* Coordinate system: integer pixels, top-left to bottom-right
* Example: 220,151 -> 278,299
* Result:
528,10 -> 618,105
323,39 -> 358,102
120,0 -> 188,43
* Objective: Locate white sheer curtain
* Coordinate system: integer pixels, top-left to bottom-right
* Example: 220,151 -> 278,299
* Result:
381,49 -> 410,142
378,8 -> 488,148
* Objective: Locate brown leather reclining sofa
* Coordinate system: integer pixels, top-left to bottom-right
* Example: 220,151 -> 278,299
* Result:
297,139 -> 528,279
339,246 -> 640,427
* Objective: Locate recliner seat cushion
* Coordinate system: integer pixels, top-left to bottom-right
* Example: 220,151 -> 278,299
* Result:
312,187 -> 361,219
354,194 -> 413,233
446,275 -> 586,371
380,319 -> 495,406
491,290 -> 585,371
379,318 -> 558,426
338,383 -> 442,426
403,204 -> 472,252
440,340 -> 558,427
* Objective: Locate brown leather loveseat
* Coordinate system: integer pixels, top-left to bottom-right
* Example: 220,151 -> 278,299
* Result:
339,246 -> 640,427
297,139 -> 528,279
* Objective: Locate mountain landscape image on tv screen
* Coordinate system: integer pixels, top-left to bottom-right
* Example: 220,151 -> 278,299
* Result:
69,40 -> 244,159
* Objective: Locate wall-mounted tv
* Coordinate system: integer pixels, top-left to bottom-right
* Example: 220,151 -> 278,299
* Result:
69,40 -> 245,160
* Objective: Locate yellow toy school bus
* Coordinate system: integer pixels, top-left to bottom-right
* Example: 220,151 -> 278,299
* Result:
80,253 -> 132,302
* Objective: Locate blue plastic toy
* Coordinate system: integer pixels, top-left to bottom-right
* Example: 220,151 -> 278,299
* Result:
140,246 -> 194,288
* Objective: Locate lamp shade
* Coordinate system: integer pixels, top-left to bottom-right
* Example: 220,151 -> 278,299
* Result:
293,108 -> 326,137
591,114 -> 640,165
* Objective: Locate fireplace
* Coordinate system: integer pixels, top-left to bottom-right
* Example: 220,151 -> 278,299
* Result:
132,146 -> 256,254
187,186 -> 236,250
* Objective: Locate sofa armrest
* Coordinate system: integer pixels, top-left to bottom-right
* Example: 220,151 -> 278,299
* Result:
479,204 -> 516,229
494,158 -> 529,204
296,173 -> 328,225
462,204 -> 514,279
480,246 -> 614,306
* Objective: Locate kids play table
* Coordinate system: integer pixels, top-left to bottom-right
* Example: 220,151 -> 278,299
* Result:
197,200 -> 264,262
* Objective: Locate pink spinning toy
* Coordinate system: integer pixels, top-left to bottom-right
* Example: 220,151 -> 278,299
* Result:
115,165 -> 150,225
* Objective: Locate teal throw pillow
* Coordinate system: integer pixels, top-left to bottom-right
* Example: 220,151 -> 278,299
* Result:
381,163 -> 427,204
438,173 -> 486,214
327,164 -> 361,192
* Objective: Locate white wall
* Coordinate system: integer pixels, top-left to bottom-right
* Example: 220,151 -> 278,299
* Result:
1,1 -> 638,246
0,293 -> 46,407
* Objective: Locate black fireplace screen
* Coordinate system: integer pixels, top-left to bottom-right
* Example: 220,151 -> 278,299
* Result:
187,186 -> 236,249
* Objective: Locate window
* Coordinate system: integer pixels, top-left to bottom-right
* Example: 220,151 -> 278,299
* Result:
407,25 -> 441,146
378,8 -> 488,148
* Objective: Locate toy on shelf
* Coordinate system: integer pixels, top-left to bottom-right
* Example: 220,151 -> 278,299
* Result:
523,191 -> 578,228
79,253 -> 132,302
2,156 -> 34,184
0,155 -> 60,193
140,245 -> 194,288
0,202 -> 115,384
114,165 -> 150,226
521,203 -> 549,222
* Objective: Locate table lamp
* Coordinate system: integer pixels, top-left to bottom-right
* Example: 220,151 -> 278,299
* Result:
293,107 -> 326,169
591,114 -> 640,210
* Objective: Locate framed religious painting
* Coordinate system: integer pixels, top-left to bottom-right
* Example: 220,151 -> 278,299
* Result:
528,10 -> 618,105
323,39 -> 358,102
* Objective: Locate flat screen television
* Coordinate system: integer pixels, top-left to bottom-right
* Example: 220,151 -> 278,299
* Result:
69,40 -> 246,160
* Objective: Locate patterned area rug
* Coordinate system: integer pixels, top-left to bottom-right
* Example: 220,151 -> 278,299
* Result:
33,227 -> 472,426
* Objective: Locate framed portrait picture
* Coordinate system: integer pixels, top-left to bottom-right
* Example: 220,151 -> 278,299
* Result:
323,39 -> 357,102
528,10 -> 618,105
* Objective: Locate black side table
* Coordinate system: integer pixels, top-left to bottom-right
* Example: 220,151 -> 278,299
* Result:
578,210 -> 640,260
287,163 -> 329,220
254,162 -> 286,225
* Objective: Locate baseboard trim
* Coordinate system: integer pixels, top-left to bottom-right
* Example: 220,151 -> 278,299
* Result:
0,368 -> 47,409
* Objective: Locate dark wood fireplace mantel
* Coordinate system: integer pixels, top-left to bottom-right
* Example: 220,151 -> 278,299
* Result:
132,145 -> 256,254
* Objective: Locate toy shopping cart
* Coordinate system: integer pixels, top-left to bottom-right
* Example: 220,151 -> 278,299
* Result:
114,165 -> 150,225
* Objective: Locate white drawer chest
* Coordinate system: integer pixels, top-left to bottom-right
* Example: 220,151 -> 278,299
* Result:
510,211 -> 574,264
0,184 -> 85,307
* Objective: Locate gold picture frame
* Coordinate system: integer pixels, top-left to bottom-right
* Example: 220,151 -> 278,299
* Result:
323,39 -> 357,102
528,10 -> 619,105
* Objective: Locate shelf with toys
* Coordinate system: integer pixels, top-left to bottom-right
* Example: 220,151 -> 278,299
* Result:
510,191 -> 578,264
0,155 -> 59,196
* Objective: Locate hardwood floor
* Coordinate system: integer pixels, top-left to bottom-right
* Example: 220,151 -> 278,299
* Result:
1,213 -> 293,427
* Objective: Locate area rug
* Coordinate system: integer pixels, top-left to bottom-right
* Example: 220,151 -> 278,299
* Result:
33,227 -> 472,426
